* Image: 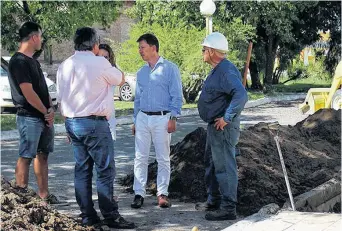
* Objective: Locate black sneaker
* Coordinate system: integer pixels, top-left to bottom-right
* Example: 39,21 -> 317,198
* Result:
103,216 -> 135,229
195,202 -> 220,211
131,195 -> 144,209
205,209 -> 237,221
40,193 -> 69,206
10,180 -> 36,197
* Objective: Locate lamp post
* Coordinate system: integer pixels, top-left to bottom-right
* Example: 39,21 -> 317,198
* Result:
200,0 -> 216,35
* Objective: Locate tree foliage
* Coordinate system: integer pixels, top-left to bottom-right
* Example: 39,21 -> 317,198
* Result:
122,0 -> 255,102
227,1 -> 341,89
1,1 -> 122,57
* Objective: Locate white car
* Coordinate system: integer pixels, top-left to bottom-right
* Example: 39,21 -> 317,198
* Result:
0,56 -> 57,113
113,73 -> 136,101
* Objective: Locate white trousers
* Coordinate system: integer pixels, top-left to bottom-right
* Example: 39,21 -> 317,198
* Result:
133,111 -> 171,197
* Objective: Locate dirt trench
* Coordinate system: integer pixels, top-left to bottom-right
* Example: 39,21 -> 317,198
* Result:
120,109 -> 341,216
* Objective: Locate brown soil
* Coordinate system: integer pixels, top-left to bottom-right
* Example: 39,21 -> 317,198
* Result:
0,177 -> 95,231
120,109 -> 341,216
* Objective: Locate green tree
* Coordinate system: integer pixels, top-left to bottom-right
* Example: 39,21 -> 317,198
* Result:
226,1 -> 341,89
117,22 -> 209,103
1,1 -> 122,61
123,0 -> 255,101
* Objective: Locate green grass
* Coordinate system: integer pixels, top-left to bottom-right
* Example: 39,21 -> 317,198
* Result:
248,91 -> 265,100
275,62 -> 332,93
273,77 -> 331,93
1,114 -> 65,131
115,101 -> 134,110
1,114 -> 16,131
182,103 -> 197,109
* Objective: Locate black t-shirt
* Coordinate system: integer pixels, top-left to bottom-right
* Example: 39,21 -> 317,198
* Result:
8,52 -> 50,118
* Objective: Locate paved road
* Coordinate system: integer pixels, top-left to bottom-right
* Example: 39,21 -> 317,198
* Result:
0,100 -> 309,231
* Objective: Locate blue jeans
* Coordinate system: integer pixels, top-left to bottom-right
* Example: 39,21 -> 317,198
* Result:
65,117 -> 119,223
16,115 -> 54,158
204,121 -> 240,213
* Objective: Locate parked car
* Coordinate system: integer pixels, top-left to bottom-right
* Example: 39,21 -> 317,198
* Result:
113,73 -> 136,101
0,56 -> 58,113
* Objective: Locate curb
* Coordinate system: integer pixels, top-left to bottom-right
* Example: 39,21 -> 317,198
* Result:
222,177 -> 341,231
0,93 -> 306,141
283,177 -> 341,212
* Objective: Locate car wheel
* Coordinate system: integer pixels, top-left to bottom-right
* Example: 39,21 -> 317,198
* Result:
331,89 -> 342,110
0,107 -> 4,114
119,83 -> 133,101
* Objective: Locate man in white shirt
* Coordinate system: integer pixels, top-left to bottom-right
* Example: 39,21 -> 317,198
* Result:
57,27 -> 135,229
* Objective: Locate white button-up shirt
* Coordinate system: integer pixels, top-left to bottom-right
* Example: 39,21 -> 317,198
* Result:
57,51 -> 122,120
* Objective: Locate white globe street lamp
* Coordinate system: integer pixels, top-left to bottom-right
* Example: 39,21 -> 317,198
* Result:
200,0 -> 216,35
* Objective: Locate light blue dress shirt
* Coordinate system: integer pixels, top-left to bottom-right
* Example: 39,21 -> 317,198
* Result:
133,57 -> 183,123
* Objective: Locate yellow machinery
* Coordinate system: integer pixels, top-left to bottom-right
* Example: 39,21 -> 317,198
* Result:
299,61 -> 342,114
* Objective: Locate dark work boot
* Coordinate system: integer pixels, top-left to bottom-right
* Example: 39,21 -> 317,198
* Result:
205,209 -> 237,221
195,202 -> 220,211
131,195 -> 144,208
82,216 -> 103,231
103,216 -> 135,229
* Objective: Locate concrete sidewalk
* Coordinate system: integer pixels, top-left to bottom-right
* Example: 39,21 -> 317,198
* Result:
223,210 -> 342,231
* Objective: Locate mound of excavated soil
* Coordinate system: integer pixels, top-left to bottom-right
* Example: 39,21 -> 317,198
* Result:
120,109 -> 341,216
0,176 -> 95,231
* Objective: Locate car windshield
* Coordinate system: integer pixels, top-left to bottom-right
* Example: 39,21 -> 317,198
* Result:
1,67 -> 8,77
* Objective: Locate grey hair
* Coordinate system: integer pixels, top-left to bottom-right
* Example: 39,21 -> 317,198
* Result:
74,27 -> 100,51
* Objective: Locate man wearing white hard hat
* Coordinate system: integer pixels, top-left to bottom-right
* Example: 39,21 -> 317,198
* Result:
196,32 -> 248,221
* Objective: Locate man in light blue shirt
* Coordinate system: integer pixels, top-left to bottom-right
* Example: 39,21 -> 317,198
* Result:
131,33 -> 183,209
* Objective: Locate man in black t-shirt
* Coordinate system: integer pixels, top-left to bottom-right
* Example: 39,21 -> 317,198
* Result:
8,21 -> 66,205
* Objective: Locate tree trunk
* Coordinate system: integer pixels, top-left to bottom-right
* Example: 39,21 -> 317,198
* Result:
272,67 -> 282,84
44,44 -> 53,64
249,60 -> 262,90
263,36 -> 279,87
183,78 -> 203,103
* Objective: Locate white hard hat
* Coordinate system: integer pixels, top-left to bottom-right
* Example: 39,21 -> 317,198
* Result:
201,32 -> 228,52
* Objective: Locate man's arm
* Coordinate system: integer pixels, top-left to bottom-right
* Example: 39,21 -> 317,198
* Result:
221,72 -> 248,123
19,83 -> 48,115
168,65 -> 183,117
100,58 -> 125,86
117,70 -> 125,86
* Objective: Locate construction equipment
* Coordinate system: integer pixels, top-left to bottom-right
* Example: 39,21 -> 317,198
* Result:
299,61 -> 342,114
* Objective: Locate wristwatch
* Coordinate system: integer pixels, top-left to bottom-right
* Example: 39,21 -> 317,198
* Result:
170,116 -> 178,121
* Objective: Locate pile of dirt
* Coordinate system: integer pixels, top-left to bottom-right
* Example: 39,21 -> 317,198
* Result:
0,176 -> 95,231
120,109 -> 341,216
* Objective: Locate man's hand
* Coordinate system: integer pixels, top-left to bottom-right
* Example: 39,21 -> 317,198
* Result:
214,117 -> 228,131
132,124 -> 136,136
44,108 -> 55,127
168,119 -> 176,133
